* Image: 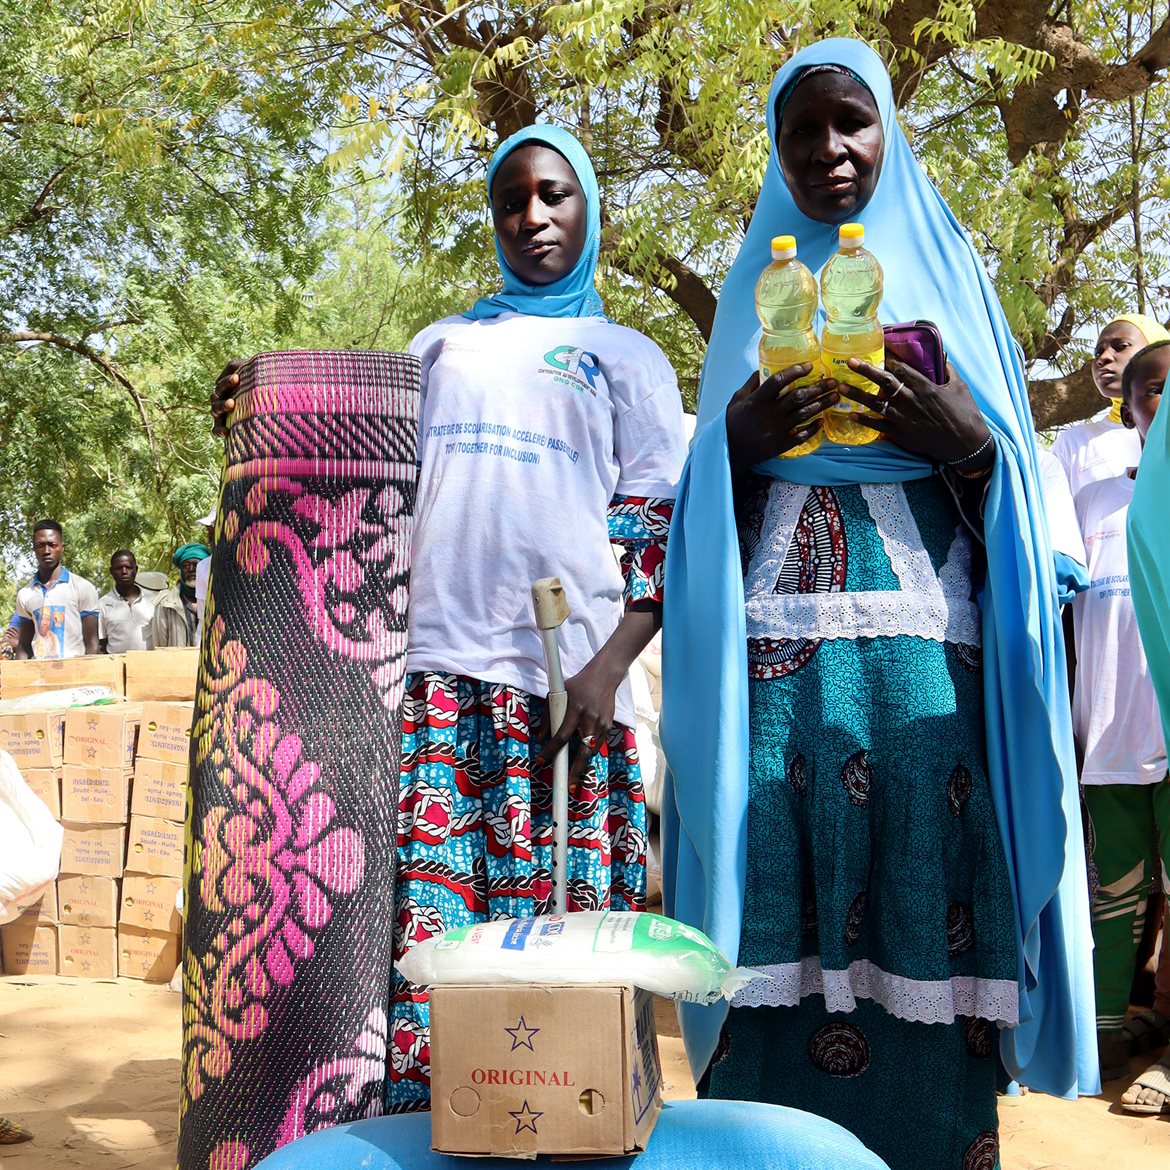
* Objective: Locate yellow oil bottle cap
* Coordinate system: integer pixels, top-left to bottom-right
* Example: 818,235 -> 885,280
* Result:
771,235 -> 797,260
839,223 -> 865,247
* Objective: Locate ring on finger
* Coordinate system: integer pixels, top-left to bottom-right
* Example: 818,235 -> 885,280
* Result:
581,734 -> 598,754
877,379 -> 905,415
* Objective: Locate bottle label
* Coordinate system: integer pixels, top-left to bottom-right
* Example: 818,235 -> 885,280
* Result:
821,346 -> 884,413
760,365 -> 822,390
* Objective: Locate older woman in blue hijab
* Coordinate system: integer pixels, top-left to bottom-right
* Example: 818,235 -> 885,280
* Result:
660,39 -> 1095,1169
384,125 -> 688,1110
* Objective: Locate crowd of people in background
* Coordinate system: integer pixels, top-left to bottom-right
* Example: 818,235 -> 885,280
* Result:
1,509 -> 216,661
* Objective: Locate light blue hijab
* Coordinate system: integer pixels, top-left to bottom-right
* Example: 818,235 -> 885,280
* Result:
660,38 -> 1097,1098
465,124 -> 607,320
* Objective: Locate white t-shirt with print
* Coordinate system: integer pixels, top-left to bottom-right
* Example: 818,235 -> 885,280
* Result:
406,312 -> 687,728
1072,474 -> 1167,786
15,567 -> 100,659
1051,415 -> 1141,502
1037,446 -> 1086,564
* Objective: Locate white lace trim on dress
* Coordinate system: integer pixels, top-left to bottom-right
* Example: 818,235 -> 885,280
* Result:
731,956 -> 1019,1026
744,481 -> 982,646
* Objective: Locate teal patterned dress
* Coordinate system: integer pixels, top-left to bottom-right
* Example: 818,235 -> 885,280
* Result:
702,476 -> 1017,1170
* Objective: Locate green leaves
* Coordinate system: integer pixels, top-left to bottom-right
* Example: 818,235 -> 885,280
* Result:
5,0 -> 1170,604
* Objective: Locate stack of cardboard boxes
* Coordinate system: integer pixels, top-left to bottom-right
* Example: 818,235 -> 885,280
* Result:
0,648 -> 197,981
58,702 -> 141,977
120,701 -> 190,979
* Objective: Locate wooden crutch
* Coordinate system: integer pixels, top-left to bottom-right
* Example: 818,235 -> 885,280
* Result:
532,577 -> 571,914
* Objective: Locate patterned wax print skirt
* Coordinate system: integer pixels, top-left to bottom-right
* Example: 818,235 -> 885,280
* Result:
387,672 -> 648,1111
704,477 -> 1018,1170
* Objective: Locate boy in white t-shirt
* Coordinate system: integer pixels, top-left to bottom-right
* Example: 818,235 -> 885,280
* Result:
1074,339 -> 1170,1093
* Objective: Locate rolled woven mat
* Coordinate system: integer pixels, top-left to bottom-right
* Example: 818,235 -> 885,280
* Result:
178,350 -> 420,1170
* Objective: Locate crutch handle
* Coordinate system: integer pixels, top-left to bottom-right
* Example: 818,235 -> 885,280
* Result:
532,577 -> 570,630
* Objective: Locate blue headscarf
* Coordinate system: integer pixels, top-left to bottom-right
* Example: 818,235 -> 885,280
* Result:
465,124 -> 607,321
661,38 -> 1097,1097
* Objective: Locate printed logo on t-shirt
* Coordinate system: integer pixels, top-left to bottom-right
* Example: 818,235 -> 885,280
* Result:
543,346 -> 603,394
34,606 -> 67,659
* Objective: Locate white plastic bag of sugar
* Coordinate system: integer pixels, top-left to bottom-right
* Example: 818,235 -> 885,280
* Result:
398,910 -> 758,1004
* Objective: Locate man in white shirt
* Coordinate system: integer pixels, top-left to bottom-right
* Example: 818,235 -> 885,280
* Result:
97,549 -> 158,653
14,519 -> 100,659
193,507 -> 215,640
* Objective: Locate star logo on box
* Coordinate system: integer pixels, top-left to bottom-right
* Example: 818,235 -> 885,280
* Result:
505,1016 -> 540,1052
508,1100 -> 543,1135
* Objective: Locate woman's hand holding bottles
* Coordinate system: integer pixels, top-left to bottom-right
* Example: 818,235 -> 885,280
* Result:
839,358 -> 994,472
725,366 -> 840,476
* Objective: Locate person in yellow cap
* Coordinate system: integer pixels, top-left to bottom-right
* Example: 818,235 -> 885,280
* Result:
1052,314 -> 1170,500
1053,315 -> 1170,1077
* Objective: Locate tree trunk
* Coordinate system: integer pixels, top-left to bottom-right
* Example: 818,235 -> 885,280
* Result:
1028,363 -> 1104,431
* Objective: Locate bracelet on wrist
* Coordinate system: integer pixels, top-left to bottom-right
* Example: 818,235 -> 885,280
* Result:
953,460 -> 993,481
940,432 -> 996,467
945,434 -> 994,469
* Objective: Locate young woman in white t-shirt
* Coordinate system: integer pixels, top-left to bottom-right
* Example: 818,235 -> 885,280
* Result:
215,125 -> 687,1112
1052,314 -> 1168,500
1074,340 -> 1170,1106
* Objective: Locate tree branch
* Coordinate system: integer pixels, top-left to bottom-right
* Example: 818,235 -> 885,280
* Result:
1028,362 -> 1101,430
2,330 -> 165,486
1088,18 -> 1170,101
2,165 -> 68,237
603,227 -> 717,340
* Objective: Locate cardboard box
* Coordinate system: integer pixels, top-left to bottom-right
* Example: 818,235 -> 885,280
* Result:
1,918 -> 57,974
0,710 -> 66,769
57,875 -> 119,928
118,925 -> 181,982
430,983 -> 661,1157
61,766 -> 131,824
63,703 -> 142,768
23,767 -> 61,818
126,815 -> 184,877
0,654 -> 123,700
135,702 -> 195,766
60,822 -> 126,878
58,925 -> 118,978
119,873 -> 182,933
130,757 -> 188,822
18,884 -> 58,923
123,648 -> 199,702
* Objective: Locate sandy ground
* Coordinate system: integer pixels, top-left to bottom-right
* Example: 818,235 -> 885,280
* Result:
1,978 -> 1167,1169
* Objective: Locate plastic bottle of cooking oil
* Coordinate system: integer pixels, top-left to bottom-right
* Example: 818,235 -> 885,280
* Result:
819,222 -> 883,446
755,235 -> 822,458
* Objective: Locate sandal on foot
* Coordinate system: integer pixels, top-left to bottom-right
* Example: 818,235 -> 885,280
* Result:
1120,1054 -> 1170,1115
1122,1008 -> 1170,1056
